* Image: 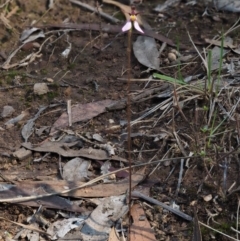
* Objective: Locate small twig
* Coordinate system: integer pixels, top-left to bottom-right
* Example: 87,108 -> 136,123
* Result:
200,221 -> 238,241
231,226 -> 240,235
69,0 -> 120,23
80,34 -> 101,52
205,208 -> 220,225
0,172 -> 17,184
126,18 -> 133,241
59,70 -> 70,81
0,83 -> 55,91
0,217 -> 49,236
165,165 -> 176,182
148,140 -> 170,177
192,207 -> 202,241
173,131 -> 188,157
47,45 -> 56,65
58,155 -> 63,179
132,191 -> 192,221
175,158 -> 184,196
219,157 -> 228,195
236,196 -> 240,240
67,100 -> 72,127
96,1 -> 103,47
187,31 -> 209,76
0,0 -> 12,8
197,165 -> 214,193
101,32 -> 123,51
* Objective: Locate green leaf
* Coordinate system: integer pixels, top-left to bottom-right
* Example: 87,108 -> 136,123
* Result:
152,73 -> 186,85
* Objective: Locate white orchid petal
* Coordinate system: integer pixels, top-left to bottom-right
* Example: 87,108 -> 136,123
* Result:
122,21 -> 132,32
133,21 -> 144,33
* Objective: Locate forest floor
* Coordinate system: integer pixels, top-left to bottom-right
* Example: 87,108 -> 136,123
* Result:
0,0 -> 240,240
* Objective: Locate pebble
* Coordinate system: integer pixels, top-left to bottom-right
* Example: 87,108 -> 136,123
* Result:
168,52 -> 177,62
1,105 -> 15,118
13,148 -> 32,161
34,83 -> 49,95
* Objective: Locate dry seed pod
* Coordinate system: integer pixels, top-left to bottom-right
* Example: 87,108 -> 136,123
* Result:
168,52 -> 177,62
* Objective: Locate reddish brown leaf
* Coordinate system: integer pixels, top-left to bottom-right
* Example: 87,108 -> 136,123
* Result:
130,204 -> 157,241
50,99 -> 115,134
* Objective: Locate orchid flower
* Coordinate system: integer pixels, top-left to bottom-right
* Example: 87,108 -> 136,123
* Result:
122,6 -> 144,34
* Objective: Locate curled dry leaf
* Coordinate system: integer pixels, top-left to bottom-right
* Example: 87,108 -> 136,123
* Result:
20,27 -> 45,44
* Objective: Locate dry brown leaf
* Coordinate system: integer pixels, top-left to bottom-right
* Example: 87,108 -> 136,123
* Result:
0,168 -> 146,203
103,0 -> 144,26
50,99 -> 115,134
130,204 -> 157,241
108,227 -> 120,241
65,167 -> 146,198
21,141 -> 128,162
0,183 -> 85,212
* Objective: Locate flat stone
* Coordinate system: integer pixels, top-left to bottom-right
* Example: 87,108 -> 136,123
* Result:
34,83 -> 49,95
13,148 -> 32,161
1,105 -> 15,118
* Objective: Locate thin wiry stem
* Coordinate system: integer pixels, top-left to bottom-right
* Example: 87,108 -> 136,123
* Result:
236,197 -> 240,240
127,27 -> 132,241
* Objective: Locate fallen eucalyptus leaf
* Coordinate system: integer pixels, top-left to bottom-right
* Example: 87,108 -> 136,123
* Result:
130,204 -> 157,241
50,99 -> 115,135
20,27 -> 45,43
207,46 -> 229,71
21,141 -> 127,162
214,0 -> 240,12
133,36 -> 160,70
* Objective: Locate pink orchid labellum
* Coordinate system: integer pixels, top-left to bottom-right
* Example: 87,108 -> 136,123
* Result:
122,6 -> 144,34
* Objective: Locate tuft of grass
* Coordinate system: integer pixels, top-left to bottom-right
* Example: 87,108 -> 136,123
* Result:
152,73 -> 186,85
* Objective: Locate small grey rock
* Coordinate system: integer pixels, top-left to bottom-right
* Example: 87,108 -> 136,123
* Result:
1,105 -> 15,118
